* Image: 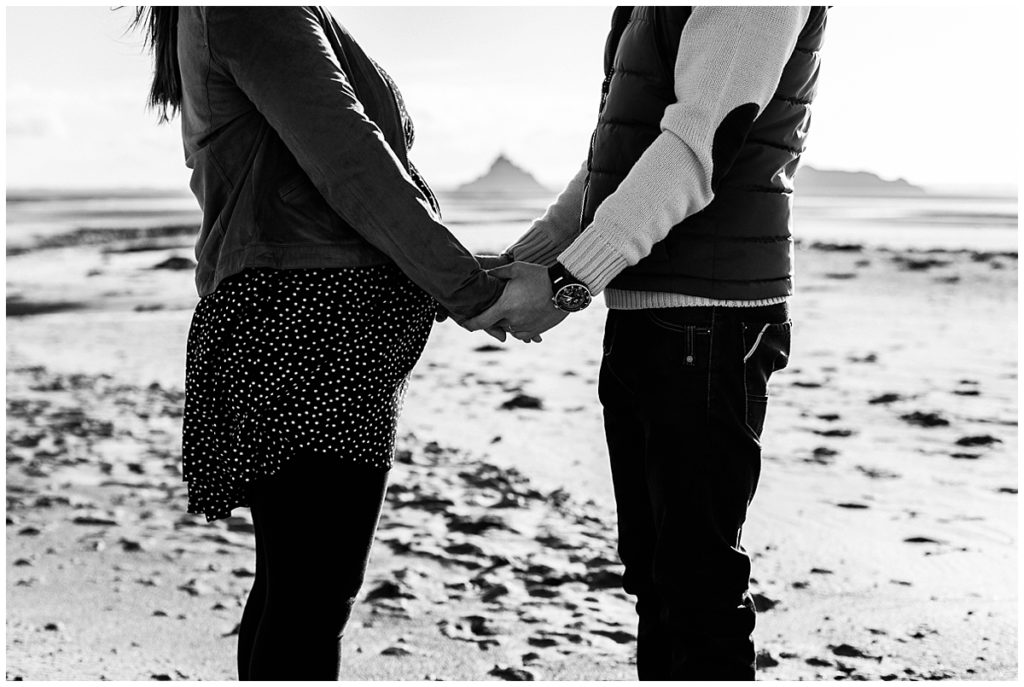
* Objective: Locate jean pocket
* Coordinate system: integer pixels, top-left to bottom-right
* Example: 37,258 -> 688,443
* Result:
741,319 -> 792,438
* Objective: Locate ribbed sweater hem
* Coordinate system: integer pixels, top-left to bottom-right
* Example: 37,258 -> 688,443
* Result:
604,289 -> 789,310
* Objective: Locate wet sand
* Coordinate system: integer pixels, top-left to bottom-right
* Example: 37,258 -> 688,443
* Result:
5,235 -> 1018,680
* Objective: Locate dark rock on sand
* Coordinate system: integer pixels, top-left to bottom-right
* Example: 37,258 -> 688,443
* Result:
830,643 -> 881,661
892,256 -> 950,271
500,394 -> 544,411
869,393 -> 903,405
756,649 -> 780,668
365,580 -> 416,602
904,536 -> 945,545
150,256 -> 196,271
593,629 -> 634,644
381,645 -> 414,657
445,542 -> 486,557
813,428 -> 855,438
488,664 -> 536,681
751,592 -> 780,611
900,411 -> 950,427
810,242 -> 863,252
856,465 -> 901,480
447,513 -> 512,535
955,435 -> 1002,447
473,344 -> 504,353
481,583 -> 510,602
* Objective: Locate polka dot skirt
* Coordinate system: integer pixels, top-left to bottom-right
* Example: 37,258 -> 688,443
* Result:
182,265 -> 434,522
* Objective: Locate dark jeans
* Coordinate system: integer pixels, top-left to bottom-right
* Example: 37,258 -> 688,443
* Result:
238,457 -> 389,680
599,303 -> 791,680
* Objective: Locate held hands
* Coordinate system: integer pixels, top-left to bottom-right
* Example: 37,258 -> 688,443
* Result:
464,262 -> 568,343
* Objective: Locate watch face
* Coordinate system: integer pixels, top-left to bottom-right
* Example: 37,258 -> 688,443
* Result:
554,284 -> 592,312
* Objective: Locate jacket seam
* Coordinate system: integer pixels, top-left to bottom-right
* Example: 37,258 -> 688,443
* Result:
201,9 -> 233,189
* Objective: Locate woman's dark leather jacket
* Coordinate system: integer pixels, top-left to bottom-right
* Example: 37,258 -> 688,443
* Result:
177,6 -> 502,319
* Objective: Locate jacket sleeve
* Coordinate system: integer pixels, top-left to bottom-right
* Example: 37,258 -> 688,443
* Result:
205,7 -> 502,320
557,6 -> 810,294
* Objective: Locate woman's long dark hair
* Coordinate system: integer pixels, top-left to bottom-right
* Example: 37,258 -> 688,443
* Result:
130,7 -> 182,122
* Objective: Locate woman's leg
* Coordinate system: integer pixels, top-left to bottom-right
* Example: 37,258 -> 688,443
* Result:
237,522 -> 267,680
241,456 -> 389,680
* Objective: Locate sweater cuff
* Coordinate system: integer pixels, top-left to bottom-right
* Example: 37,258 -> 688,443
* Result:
507,226 -> 564,267
557,230 -> 630,295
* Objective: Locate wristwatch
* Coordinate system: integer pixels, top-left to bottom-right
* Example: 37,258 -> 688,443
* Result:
548,262 -> 593,313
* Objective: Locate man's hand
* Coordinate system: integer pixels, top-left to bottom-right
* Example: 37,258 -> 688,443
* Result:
463,262 -> 568,341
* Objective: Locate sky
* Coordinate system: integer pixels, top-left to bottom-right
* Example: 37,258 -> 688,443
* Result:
4,5 -> 1021,193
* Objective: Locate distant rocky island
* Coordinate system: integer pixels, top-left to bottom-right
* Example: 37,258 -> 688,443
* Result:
451,154 -> 551,197
449,156 -> 929,198
795,165 -> 927,196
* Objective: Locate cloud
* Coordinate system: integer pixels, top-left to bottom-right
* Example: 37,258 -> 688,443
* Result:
6,110 -> 69,139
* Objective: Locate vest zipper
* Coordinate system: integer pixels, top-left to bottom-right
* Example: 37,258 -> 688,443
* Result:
579,69 -> 616,233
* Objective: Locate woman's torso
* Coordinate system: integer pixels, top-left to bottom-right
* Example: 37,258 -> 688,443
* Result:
176,7 -> 434,297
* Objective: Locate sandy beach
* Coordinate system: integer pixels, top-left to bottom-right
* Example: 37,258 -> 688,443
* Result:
5,210 -> 1018,680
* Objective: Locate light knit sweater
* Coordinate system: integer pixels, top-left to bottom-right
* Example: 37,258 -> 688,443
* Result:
505,6 -> 811,309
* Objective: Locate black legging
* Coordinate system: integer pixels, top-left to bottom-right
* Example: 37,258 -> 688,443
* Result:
237,456 -> 389,680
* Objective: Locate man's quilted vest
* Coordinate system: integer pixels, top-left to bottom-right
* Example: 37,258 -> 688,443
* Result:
581,7 -> 827,299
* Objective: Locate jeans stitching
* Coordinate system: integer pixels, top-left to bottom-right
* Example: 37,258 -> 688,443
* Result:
706,308 -> 716,423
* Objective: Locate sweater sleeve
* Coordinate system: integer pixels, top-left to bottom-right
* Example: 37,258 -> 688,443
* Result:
503,161 -> 589,266
558,6 -> 810,294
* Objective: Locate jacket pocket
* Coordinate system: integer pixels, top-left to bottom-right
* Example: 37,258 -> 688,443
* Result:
741,319 -> 792,439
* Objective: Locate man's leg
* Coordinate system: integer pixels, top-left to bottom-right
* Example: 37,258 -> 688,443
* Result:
601,305 -> 789,680
600,312 -> 670,678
